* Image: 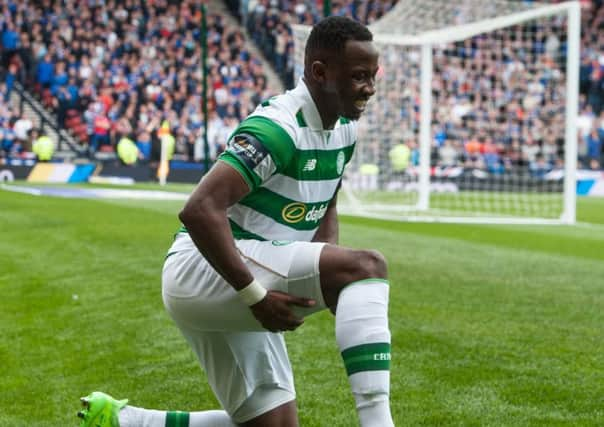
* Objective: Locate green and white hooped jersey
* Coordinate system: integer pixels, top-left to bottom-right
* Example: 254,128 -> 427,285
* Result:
219,79 -> 357,242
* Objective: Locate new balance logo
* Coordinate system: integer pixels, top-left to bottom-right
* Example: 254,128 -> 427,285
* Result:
303,159 -> 317,171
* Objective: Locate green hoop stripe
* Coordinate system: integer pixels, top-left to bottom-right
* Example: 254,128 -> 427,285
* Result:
260,96 -> 276,107
218,153 -> 261,190
165,411 -> 190,427
240,187 -> 332,231
296,109 -> 308,127
229,219 -> 267,241
234,116 -> 296,172
341,342 -> 391,376
175,222 -> 267,241
280,144 -> 355,181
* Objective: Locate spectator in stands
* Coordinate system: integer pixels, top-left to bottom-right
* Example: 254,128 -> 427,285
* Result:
13,115 -> 33,152
529,154 -> 552,178
114,113 -> 134,146
4,0 -> 604,174
0,117 -> 16,161
135,130 -> 153,163
579,56 -> 593,95
116,136 -> 141,166
586,62 -> 604,114
90,105 -> 112,155
589,157 -> 601,170
389,141 -> 411,173
439,139 -> 459,167
578,103 -> 595,138
78,78 -> 97,111
157,120 -> 176,163
17,33 -> 35,84
197,109 -> 225,162
50,62 -> 68,97
53,76 -> 79,127
1,20 -> 19,68
36,53 -> 54,89
586,125 -> 603,165
521,138 -> 541,165
598,110 -> 604,136
7,0 -> 273,162
483,138 -> 504,174
32,129 -> 54,162
4,62 -> 17,102
541,134 -> 560,166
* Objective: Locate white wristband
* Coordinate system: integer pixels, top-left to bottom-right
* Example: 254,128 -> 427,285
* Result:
238,279 -> 267,306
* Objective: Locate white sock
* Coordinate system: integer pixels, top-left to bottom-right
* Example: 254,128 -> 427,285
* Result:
335,279 -> 394,427
119,406 -> 237,427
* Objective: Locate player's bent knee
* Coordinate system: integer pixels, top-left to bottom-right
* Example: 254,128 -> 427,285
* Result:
319,246 -> 388,309
234,386 -> 297,427
357,249 -> 388,280
238,398 -> 298,427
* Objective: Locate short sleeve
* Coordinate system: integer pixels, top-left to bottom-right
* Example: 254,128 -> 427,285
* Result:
217,115 -> 296,190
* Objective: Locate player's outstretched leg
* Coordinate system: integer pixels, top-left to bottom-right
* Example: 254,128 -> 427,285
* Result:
77,391 -> 237,427
320,246 -> 394,427
77,392 -> 127,427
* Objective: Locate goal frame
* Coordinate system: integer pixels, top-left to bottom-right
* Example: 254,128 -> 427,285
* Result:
294,1 -> 581,225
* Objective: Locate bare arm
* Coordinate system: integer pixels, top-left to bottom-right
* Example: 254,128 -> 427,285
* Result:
312,192 -> 339,244
179,161 -> 315,331
179,161 -> 253,289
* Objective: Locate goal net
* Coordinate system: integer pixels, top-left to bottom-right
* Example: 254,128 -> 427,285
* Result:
293,0 -> 580,224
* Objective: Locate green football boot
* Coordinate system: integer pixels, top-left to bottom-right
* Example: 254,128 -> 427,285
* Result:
77,391 -> 128,427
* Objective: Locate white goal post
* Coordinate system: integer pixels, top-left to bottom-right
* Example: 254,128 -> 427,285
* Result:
293,0 -> 581,224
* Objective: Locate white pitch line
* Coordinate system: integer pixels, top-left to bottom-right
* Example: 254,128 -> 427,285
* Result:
1,184 -> 189,201
1,183 -> 43,196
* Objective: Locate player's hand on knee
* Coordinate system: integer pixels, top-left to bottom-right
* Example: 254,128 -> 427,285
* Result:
250,290 -> 315,332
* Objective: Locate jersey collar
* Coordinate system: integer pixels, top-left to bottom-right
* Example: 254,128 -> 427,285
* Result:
292,78 -> 327,131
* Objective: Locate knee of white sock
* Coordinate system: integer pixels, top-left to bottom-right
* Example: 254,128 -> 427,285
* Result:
348,370 -> 391,396
354,393 -> 394,427
354,390 -> 389,409
335,279 -> 390,350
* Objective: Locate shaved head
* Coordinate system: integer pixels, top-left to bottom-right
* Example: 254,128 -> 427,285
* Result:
304,16 -> 373,73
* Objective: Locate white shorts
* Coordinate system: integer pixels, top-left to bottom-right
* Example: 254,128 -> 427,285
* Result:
161,233 -> 327,422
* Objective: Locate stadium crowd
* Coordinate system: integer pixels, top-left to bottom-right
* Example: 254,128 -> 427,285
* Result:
0,80 -> 34,162
237,0 -> 604,174
0,0 -> 272,164
238,0 -> 397,87
0,0 -> 603,172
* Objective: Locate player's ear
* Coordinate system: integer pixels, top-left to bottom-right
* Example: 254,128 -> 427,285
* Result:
311,60 -> 328,84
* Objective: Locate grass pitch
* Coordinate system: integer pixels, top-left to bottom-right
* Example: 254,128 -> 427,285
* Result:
1,183 -> 603,426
